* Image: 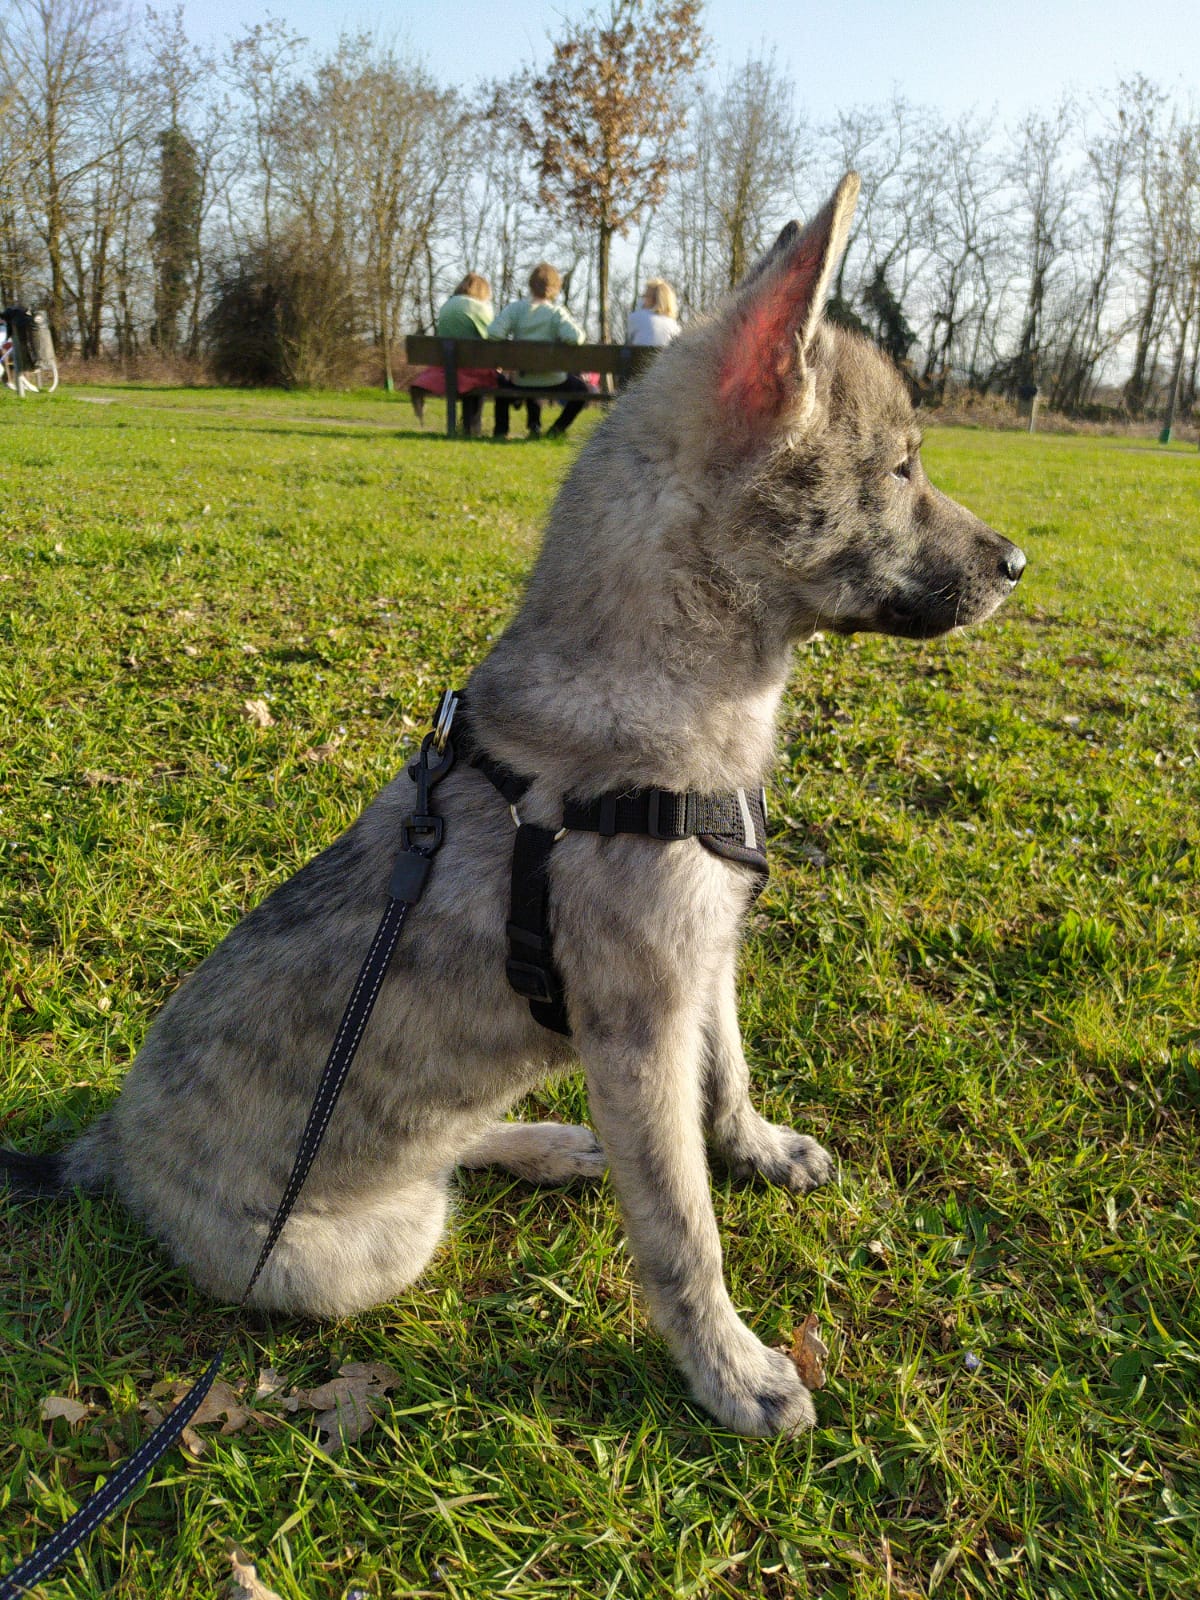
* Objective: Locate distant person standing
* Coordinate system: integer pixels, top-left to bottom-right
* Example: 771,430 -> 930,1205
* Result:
409,273 -> 499,437
627,279 -> 681,347
488,263 -> 588,439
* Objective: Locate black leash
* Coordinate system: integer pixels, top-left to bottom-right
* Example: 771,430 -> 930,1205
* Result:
0,701 -> 457,1599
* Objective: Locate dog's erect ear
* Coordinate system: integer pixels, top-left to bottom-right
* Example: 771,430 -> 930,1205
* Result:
717,172 -> 860,436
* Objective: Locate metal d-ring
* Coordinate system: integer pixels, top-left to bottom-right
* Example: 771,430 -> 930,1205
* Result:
509,802 -> 566,843
432,689 -> 459,754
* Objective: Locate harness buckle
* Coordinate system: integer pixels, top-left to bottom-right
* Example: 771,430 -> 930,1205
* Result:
505,958 -> 557,1003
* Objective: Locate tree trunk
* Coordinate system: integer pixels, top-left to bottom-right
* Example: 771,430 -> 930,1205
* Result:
1159,326 -> 1189,443
597,220 -> 612,343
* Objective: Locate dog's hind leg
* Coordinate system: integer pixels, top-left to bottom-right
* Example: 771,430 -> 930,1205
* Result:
171,1175 -> 455,1318
457,1121 -> 606,1185
577,995 -> 816,1437
702,964 -> 834,1194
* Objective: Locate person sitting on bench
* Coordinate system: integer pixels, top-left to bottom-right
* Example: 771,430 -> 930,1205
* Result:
488,263 -> 589,439
409,274 -> 500,437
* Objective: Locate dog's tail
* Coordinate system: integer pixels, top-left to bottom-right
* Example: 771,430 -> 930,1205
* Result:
1,1117 -> 113,1200
0,1144 -> 71,1197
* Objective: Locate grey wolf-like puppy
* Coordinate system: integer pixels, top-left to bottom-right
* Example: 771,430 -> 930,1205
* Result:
2,176 -> 1024,1436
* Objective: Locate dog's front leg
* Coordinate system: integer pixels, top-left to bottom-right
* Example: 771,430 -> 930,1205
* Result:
578,1001 -> 816,1436
703,963 -> 834,1193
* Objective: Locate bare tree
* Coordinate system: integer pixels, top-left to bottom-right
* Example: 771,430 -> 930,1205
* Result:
1155,112 -> 1200,438
916,115 -> 1007,396
661,51 -> 803,313
0,0 -> 142,342
61,42 -> 152,356
224,17 -> 305,253
1005,100 -> 1076,396
272,34 -> 462,386
820,94 -> 941,363
454,92 -> 559,311
1042,95 -> 1136,411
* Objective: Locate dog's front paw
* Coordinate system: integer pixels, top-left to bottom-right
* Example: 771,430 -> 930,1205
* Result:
686,1334 -> 816,1437
716,1119 -> 835,1194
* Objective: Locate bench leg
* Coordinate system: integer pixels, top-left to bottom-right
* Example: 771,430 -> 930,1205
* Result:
442,338 -> 458,438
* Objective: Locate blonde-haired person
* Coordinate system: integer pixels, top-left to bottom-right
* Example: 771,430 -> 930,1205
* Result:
488,262 -> 588,439
627,278 -> 681,347
409,272 -> 500,437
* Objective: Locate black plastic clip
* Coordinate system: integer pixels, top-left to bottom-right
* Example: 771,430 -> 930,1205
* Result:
390,724 -> 456,904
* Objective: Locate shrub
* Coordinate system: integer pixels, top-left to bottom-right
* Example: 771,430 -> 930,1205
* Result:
206,233 -> 359,388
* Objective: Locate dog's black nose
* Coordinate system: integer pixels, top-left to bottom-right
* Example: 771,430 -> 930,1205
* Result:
999,545 -> 1026,584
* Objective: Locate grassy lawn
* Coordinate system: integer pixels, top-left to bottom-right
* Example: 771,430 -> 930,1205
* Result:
1,386 -> 1198,1599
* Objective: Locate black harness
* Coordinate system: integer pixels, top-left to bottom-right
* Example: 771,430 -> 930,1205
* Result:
453,698 -> 769,1036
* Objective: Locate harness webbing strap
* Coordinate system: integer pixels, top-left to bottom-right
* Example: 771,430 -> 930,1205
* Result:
453,697 -> 769,1039
506,823 -> 571,1035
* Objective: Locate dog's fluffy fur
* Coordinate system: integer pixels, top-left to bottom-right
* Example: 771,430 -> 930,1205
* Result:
2,177 -> 1024,1436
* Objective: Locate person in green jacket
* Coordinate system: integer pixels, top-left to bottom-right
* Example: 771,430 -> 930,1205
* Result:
488,262 -> 589,439
409,273 -> 500,437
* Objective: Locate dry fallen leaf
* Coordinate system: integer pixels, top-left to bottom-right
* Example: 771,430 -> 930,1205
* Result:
222,1541 -> 285,1600
40,1396 -> 92,1426
287,1359 -> 402,1453
302,738 -> 343,763
243,698 -> 276,728
254,1367 -> 286,1402
191,1379 -> 253,1434
788,1314 -> 830,1391
141,1377 -> 273,1450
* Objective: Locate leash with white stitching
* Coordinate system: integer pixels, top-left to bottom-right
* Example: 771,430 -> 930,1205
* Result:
0,710 -> 456,1598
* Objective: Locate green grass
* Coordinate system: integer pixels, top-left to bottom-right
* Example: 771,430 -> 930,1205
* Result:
1,386 -> 1198,1599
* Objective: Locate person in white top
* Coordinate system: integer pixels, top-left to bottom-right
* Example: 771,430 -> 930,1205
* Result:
626,279 -> 681,347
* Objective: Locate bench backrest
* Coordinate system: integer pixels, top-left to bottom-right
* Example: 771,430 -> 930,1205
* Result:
405,335 -> 658,380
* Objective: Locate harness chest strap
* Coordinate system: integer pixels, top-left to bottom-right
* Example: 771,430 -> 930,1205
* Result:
454,703 -> 769,1038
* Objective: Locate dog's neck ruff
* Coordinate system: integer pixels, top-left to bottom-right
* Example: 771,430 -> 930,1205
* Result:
453,696 -> 769,1036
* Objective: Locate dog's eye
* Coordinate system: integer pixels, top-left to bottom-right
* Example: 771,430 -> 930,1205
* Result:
891,459 -> 913,482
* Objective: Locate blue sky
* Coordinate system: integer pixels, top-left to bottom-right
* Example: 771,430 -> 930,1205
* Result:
178,0 -> 1197,117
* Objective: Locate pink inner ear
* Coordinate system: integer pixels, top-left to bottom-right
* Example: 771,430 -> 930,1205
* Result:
717,232 -> 826,428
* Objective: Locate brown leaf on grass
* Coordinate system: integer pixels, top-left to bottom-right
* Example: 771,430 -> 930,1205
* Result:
222,1541 -> 285,1600
191,1379 -> 253,1433
243,697 -> 276,728
286,1359 -> 402,1453
787,1314 -> 830,1391
302,736 -> 343,763
254,1366 -> 286,1402
40,1396 -> 93,1426
141,1377 -> 272,1445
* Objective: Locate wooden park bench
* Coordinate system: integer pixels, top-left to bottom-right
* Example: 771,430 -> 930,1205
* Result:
404,335 -> 658,437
